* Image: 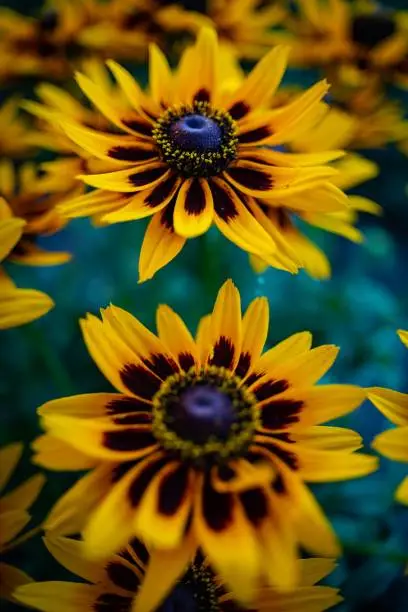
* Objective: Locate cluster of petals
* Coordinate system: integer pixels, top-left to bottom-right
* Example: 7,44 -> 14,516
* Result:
35,280 -> 377,609
34,27 -> 356,282
15,534 -> 342,612
0,443 -> 45,602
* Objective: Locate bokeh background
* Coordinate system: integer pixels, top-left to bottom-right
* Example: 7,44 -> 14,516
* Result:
0,0 -> 407,610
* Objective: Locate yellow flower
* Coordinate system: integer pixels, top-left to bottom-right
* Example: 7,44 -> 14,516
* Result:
15,534 -> 342,612
207,0 -> 286,60
0,0 -> 100,82
78,0 -> 209,61
0,98 -> 37,159
34,279 -> 377,607
0,443 -> 45,602
368,330 -> 408,506
281,0 -> 408,89
0,160 -> 73,266
0,198 -> 54,329
46,28 -> 349,281
327,85 -> 408,150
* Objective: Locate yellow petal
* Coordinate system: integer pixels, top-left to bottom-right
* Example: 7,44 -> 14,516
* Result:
0,473 -> 45,514
0,442 -> 23,493
156,305 -> 198,370
14,582 -> 97,612
138,210 -> 186,283
395,476 -> 408,505
132,535 -> 197,612
0,562 -> 32,603
207,279 -> 242,370
367,387 -> 408,426
372,426 -> 408,463
0,216 -> 25,261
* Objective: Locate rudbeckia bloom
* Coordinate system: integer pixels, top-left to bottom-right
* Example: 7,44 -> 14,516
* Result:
0,198 -> 54,329
15,534 -> 342,612
280,0 -> 408,89
50,28 -> 349,281
207,0 -> 286,60
35,280 -> 377,607
324,86 -> 408,150
78,0 -> 209,61
0,98 -> 36,159
0,443 -> 45,601
0,160 -> 73,266
0,0 -> 100,82
368,330 -> 408,505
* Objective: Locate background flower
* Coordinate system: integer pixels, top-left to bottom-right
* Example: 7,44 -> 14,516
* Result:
0,1 -> 407,611
0,443 -> 45,602
14,534 -> 342,612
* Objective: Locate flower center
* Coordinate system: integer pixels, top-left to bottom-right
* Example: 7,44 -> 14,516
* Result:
172,385 -> 236,443
152,102 -> 238,178
169,114 -> 223,152
351,13 -> 396,49
158,564 -> 219,612
152,366 -> 258,466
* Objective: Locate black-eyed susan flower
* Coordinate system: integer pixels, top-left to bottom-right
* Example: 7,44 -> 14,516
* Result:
0,198 -> 54,329
48,28 -> 349,281
320,82 -> 408,150
281,0 -> 408,89
34,280 -> 377,608
15,534 -> 342,612
0,443 -> 45,601
0,160 -> 74,266
0,0 -> 100,83
368,330 -> 408,506
207,0 -> 286,60
79,0 -> 209,62
0,98 -> 36,160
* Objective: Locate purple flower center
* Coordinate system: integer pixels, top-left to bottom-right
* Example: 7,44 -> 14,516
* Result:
171,385 -> 235,443
169,114 -> 223,151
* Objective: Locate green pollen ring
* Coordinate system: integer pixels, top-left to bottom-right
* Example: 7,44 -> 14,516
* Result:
152,102 -> 238,178
152,366 -> 259,466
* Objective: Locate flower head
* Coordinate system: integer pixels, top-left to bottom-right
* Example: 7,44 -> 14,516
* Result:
45,28 -> 350,281
0,0 -> 98,82
78,0 -> 209,61
0,98 -> 37,160
368,330 -> 408,505
0,198 -> 54,329
208,0 -> 287,60
35,280 -> 377,606
0,160 -> 74,267
0,443 -> 45,601
15,534 -> 342,612
281,0 -> 408,89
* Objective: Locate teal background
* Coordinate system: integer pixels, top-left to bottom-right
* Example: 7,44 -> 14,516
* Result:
0,1 -> 407,610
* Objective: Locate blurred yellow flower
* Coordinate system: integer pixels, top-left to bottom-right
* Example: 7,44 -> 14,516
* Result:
0,443 -> 45,601
369,330 -> 408,505
280,0 -> 408,90
0,198 -> 54,329
15,534 -> 342,612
